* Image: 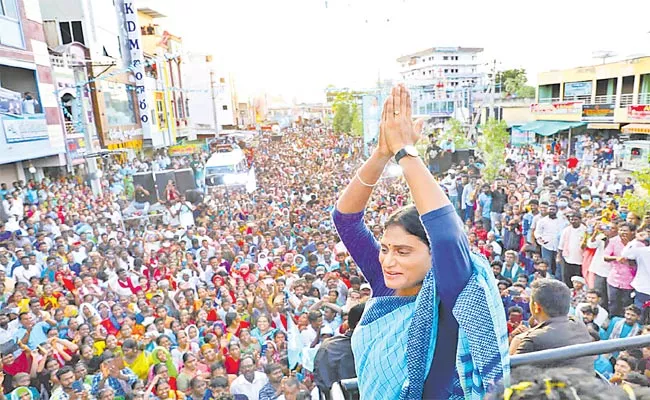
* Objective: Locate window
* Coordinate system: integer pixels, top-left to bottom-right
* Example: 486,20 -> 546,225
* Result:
443,56 -> 449,60
219,77 -> 225,84
101,81 -> 136,126
222,105 -> 228,110
0,0 -> 23,48
155,92 -> 167,129
59,21 -> 85,45
444,69 -> 448,73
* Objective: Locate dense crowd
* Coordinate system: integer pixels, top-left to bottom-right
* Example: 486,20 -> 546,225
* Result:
0,126 -> 648,400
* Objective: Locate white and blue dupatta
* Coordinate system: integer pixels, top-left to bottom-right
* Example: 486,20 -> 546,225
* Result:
351,253 -> 510,399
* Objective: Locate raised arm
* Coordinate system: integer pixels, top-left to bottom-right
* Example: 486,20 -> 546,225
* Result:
383,84 -> 471,303
333,111 -> 394,296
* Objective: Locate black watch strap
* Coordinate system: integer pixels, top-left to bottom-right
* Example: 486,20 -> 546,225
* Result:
394,148 -> 409,164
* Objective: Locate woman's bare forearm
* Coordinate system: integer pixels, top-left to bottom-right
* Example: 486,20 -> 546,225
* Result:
336,151 -> 391,213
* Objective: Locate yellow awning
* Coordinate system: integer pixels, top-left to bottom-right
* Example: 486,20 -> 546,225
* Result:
622,123 -> 650,134
587,123 -> 620,130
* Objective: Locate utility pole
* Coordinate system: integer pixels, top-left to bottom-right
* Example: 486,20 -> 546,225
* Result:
75,63 -> 101,196
210,70 -> 220,135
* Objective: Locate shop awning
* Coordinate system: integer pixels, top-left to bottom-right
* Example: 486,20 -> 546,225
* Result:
587,123 -> 620,130
517,121 -> 586,137
622,123 -> 650,134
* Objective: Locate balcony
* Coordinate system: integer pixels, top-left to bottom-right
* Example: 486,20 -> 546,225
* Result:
562,95 -> 591,104
620,93 -> 634,107
594,95 -> 616,105
639,93 -> 650,105
539,97 -> 560,103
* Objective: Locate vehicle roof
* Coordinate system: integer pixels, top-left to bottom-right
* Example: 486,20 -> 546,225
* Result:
206,148 -> 245,167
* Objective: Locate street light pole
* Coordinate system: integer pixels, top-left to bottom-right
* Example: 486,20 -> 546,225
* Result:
210,70 -> 219,135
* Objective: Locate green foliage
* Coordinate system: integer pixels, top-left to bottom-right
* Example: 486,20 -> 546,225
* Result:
439,118 -> 470,149
477,118 -> 509,182
332,92 -> 361,136
621,168 -> 650,216
496,68 -> 534,98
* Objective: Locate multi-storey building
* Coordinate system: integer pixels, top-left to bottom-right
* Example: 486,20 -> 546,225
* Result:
0,0 -> 66,182
397,47 -> 484,122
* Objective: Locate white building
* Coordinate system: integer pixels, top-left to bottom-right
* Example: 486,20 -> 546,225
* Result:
183,53 -> 235,133
39,0 -> 121,61
397,47 -> 483,88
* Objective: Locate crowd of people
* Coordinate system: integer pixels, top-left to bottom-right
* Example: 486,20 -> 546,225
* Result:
0,116 -> 648,400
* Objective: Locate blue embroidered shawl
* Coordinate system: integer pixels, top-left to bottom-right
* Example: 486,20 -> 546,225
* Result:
351,252 -> 510,399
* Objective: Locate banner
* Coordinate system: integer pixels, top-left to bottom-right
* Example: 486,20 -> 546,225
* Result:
0,87 -> 22,116
362,95 -> 381,145
582,104 -> 615,122
530,101 -> 583,115
168,144 -> 202,156
628,105 -> 650,121
564,81 -> 592,97
2,114 -> 48,143
511,127 -> 536,146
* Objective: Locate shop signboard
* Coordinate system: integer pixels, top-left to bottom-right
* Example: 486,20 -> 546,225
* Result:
564,81 -> 592,97
511,127 -> 536,146
628,105 -> 650,120
168,144 -> 202,156
2,114 -> 48,143
530,101 -> 583,115
582,104 -> 615,122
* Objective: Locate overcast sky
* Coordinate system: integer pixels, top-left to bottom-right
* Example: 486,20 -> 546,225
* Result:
165,0 -> 650,103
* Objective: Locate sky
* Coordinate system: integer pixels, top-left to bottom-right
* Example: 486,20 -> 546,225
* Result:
165,0 -> 650,104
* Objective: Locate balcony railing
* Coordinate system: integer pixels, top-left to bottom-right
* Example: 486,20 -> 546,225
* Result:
620,93 -> 634,107
538,97 -> 560,103
594,95 -> 616,105
562,95 -> 591,104
639,92 -> 650,105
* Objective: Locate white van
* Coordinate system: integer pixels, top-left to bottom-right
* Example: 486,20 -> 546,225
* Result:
203,143 -> 253,187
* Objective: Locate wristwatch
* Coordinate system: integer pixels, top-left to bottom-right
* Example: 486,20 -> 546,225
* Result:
394,145 -> 419,164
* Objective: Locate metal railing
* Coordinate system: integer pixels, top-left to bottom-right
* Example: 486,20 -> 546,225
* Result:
562,95 -> 591,104
332,335 -> 650,400
620,93 -> 634,107
595,95 -> 616,105
538,97 -> 560,103
639,92 -> 650,105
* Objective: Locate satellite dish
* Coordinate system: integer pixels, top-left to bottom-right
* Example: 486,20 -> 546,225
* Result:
592,51 -> 617,64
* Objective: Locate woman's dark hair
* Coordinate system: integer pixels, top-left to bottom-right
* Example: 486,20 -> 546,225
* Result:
486,366 -> 650,399
122,339 -> 138,351
384,205 -> 429,247
155,335 -> 171,346
225,312 -> 238,327
153,363 -> 167,375
182,352 -> 196,363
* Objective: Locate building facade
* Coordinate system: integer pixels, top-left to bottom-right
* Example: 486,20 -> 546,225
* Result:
397,47 -> 484,123
0,0 -> 66,182
183,53 -> 235,134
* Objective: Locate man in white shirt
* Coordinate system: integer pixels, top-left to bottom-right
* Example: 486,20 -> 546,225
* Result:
301,310 -> 323,348
13,256 -> 40,284
575,289 -> 609,327
622,228 -> 650,309
558,213 -> 586,287
230,356 -> 268,400
534,205 -> 567,278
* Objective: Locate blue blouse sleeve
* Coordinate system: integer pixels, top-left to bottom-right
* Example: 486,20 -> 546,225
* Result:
420,205 -> 472,307
332,209 -> 393,297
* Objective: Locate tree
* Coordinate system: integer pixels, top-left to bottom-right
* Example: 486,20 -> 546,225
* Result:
621,169 -> 650,216
496,68 -> 535,98
477,118 -> 509,182
332,92 -> 362,136
439,118 -> 470,149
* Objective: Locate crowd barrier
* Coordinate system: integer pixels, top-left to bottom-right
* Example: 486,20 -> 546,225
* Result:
331,334 -> 650,400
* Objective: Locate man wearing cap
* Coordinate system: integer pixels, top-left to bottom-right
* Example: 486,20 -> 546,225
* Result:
359,283 -> 372,300
570,276 -> 588,308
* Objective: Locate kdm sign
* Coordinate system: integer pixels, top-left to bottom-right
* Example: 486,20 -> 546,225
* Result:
116,0 -> 150,137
